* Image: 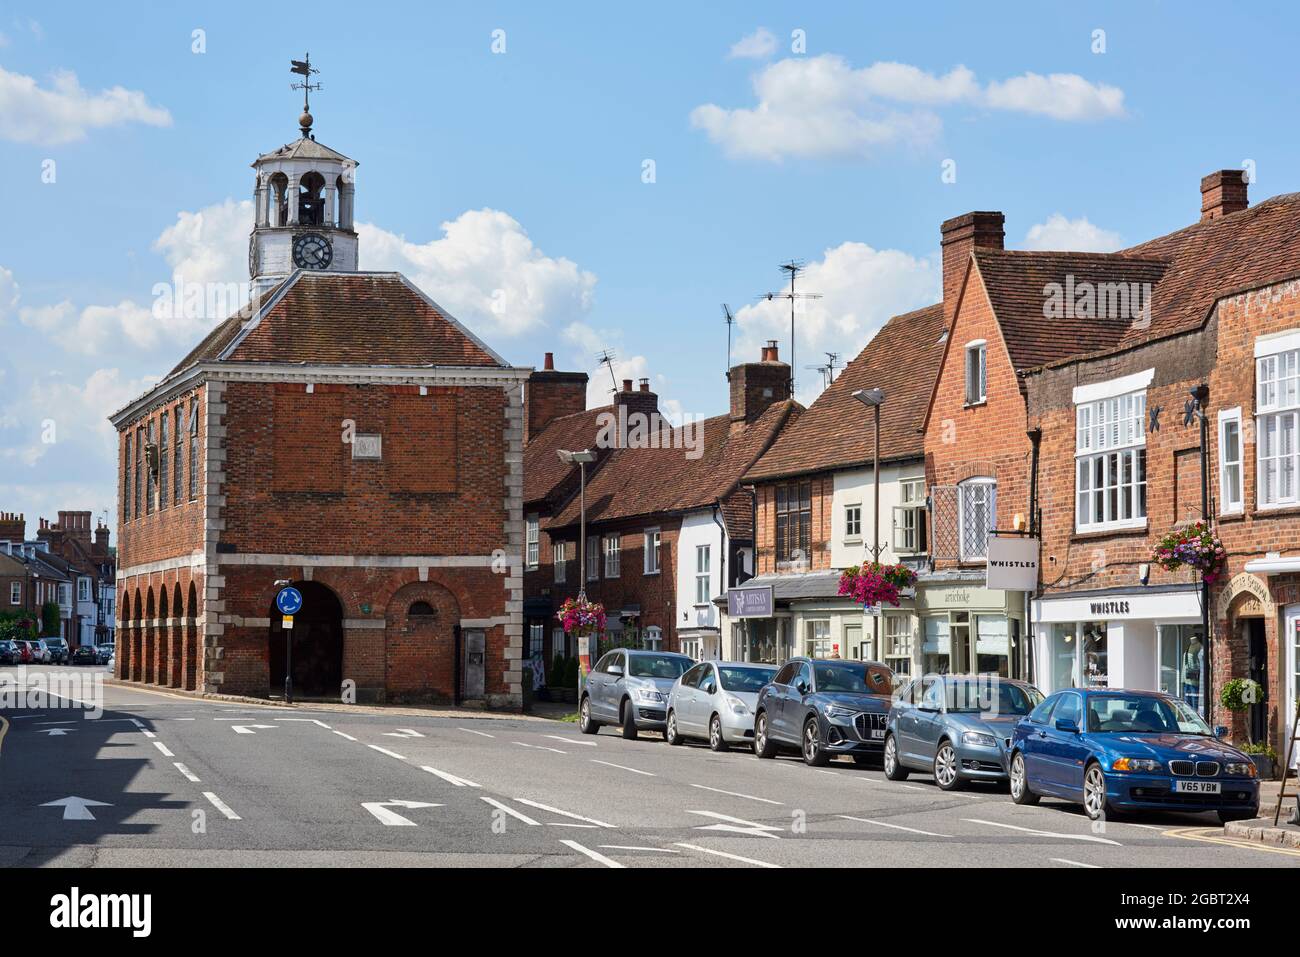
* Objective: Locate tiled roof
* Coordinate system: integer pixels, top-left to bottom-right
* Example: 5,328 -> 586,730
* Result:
548,399 -> 798,532
744,304 -> 946,483
523,405 -> 614,509
975,191 -> 1300,372
164,272 -> 506,381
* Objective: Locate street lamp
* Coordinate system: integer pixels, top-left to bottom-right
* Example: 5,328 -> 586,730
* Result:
556,450 -> 596,599
852,388 -> 885,662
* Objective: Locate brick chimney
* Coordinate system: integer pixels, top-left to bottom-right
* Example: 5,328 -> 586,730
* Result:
613,374 -> 659,421
941,211 -> 1004,328
1200,170 -> 1249,222
0,511 -> 24,544
729,340 -> 790,433
524,352 -> 588,444
94,521 -> 111,557
57,510 -> 93,550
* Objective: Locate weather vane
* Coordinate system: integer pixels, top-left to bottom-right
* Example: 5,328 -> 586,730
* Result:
290,53 -> 322,136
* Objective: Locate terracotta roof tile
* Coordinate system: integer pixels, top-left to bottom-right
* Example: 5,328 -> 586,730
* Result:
523,405 -> 614,508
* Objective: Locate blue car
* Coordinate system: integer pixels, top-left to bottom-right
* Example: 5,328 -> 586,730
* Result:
1007,688 -> 1259,824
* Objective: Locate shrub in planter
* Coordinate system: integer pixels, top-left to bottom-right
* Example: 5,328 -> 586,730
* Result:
1220,677 -> 1264,744
1241,741 -> 1278,780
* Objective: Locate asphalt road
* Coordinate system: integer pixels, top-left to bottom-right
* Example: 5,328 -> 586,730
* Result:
1,665 -> 1296,869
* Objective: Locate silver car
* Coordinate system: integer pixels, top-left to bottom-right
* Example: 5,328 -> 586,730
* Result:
579,648 -> 692,740
666,660 -> 778,751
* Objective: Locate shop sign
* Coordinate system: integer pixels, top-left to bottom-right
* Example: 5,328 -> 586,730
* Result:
1214,572 -> 1275,620
986,537 -> 1040,591
727,585 -> 774,619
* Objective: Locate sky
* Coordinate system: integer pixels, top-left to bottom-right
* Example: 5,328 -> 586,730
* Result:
2,1 -> 1298,537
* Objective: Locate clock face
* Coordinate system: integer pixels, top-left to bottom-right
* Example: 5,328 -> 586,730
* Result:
292,232 -> 333,270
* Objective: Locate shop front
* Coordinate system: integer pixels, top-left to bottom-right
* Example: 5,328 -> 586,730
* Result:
915,575 -> 1027,680
1032,585 -> 1206,714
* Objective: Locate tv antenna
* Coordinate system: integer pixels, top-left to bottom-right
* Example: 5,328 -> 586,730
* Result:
722,304 -> 736,380
595,349 -> 619,394
760,260 -> 821,397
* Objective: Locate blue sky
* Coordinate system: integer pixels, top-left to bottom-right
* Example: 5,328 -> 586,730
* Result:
2,1 -> 1298,536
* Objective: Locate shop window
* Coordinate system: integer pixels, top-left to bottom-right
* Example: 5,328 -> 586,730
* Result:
884,614 -> 912,675
975,615 -> 1010,677
1158,624 -> 1207,716
805,619 -> 832,658
923,616 -> 951,675
1081,622 -> 1109,687
1076,390 -> 1147,531
893,479 -> 927,553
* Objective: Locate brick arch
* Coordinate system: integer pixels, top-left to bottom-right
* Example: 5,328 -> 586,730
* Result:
383,580 -> 461,702
118,590 -> 131,680
130,586 -> 144,682
168,581 -> 183,687
143,586 -> 156,684
955,462 -> 999,483
157,585 -> 171,686
184,580 -> 199,691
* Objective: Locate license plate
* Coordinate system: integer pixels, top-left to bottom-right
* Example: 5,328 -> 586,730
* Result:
869,729 -> 885,739
1174,780 -> 1221,794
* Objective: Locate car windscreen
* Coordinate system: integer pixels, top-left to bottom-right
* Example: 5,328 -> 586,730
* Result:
628,655 -> 689,679
1086,694 -> 1212,734
813,662 -> 892,695
718,666 -> 775,692
947,679 -> 1044,716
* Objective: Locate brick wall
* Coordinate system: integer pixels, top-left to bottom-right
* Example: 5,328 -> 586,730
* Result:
572,517 -> 682,650
752,474 -> 834,575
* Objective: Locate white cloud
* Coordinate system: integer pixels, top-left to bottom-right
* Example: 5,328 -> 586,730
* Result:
1022,214 -> 1123,253
18,298 -> 175,355
730,241 -> 940,405
692,55 -> 1125,161
0,65 -> 171,145
154,198 -> 254,288
729,27 -> 777,60
0,266 -> 18,320
360,208 -> 597,337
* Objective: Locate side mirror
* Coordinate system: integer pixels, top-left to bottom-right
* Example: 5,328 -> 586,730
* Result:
1214,725 -> 1228,739
704,682 -> 717,695
795,680 -> 809,695
1054,718 -> 1079,734
608,664 -> 623,678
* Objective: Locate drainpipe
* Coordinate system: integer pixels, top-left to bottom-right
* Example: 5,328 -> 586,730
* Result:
712,504 -> 727,660
1193,383 -> 1213,723
1026,427 -> 1042,685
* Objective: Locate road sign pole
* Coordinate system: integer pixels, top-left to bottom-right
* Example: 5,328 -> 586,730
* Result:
285,627 -> 293,704
275,586 -> 304,705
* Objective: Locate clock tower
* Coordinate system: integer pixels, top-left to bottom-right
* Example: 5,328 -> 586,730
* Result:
248,56 -> 358,298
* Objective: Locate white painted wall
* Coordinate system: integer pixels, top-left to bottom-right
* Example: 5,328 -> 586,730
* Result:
830,462 -> 926,568
676,510 -> 724,633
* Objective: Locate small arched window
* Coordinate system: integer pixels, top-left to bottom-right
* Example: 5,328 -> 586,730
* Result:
408,601 -> 436,617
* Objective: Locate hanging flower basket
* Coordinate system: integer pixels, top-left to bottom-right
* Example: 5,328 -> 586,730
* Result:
1152,521 -> 1226,583
556,596 -> 607,636
838,561 -> 918,609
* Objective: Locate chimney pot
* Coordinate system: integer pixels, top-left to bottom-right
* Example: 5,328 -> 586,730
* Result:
638,378 -> 650,392
622,379 -> 633,393
543,352 -> 555,371
1200,169 -> 1249,222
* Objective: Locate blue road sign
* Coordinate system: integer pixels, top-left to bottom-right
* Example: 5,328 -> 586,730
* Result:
276,587 -> 303,615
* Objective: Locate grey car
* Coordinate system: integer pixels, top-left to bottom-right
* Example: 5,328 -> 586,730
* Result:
884,675 -> 1044,790
666,661 -> 777,751
579,648 -> 692,739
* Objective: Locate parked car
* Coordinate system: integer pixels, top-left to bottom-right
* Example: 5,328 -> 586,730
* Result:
884,675 -> 1044,789
71,644 -> 98,666
666,661 -> 778,751
0,639 -> 18,665
579,648 -> 693,739
754,657 -> 894,766
1007,688 -> 1260,825
96,643 -> 115,664
30,639 -> 52,663
44,637 -> 69,664
12,640 -> 33,663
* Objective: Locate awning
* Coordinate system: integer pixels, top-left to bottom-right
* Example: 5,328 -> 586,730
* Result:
1245,556 -> 1300,575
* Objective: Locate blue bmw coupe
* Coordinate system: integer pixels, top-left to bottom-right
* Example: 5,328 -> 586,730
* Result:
1007,688 -> 1259,824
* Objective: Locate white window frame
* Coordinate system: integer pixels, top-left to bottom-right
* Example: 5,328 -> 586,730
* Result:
1218,407 -> 1244,515
893,478 -> 927,553
525,515 -> 540,570
844,504 -> 862,541
1074,389 -> 1147,532
645,625 -> 663,651
604,534 -> 621,578
957,477 -> 996,562
9,582 -> 19,605
78,578 -> 91,602
695,544 -> 711,605
644,528 -> 660,575
884,613 -> 913,675
1256,342 -> 1300,509
59,584 -> 70,607
553,540 -> 567,584
586,536 -> 599,581
965,340 -> 987,405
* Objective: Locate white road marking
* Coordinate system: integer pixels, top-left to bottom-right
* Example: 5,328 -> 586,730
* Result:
41,797 -> 110,821
459,727 -> 494,738
152,741 -> 175,758
839,815 -> 950,838
901,785 -> 926,791
963,818 -> 1122,846
686,810 -> 782,839
203,792 -> 241,820
689,783 -> 783,805
480,796 -> 540,826
332,730 -> 358,741
421,766 -> 480,788
174,762 -> 200,783
383,728 -> 425,738
560,840 -> 625,868
34,720 -> 76,726
367,745 -> 407,760
230,724 -> 277,735
514,798 -> 616,828
1052,857 -> 1101,868
673,842 -> 781,868
599,845 -> 680,853
591,759 -> 655,777
277,718 -> 332,729
172,717 -> 196,721
37,728 -> 73,736
361,799 -> 442,827
513,741 -> 566,754
544,735 -> 597,747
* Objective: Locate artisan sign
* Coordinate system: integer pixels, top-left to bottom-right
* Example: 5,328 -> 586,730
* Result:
985,537 -> 1040,592
727,585 -> 774,619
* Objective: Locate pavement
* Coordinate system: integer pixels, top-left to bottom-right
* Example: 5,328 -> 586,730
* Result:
3,664 -> 1299,869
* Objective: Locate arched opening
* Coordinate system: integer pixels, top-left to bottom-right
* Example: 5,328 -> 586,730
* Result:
268,581 -> 343,698
143,588 -> 156,684
118,591 -> 131,680
169,582 -> 183,687
335,173 -> 353,229
384,582 -> 461,702
185,581 -> 199,691
156,587 -> 170,686
409,601 -> 436,617
298,171 -> 326,226
130,588 -> 143,681
269,172 -> 289,227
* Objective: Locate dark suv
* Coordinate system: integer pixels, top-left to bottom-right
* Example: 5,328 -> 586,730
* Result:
754,657 -> 894,766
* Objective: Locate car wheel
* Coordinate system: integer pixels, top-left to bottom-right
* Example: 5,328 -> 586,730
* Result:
1009,751 -> 1039,805
934,739 -> 963,791
1082,761 -> 1110,821
883,733 -> 910,780
802,718 -> 830,767
708,714 -> 729,753
620,699 -> 638,740
754,711 -> 778,759
579,696 -> 600,735
665,710 -> 684,746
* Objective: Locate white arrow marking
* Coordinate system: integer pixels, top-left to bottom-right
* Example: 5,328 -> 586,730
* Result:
421,766 -> 480,788
962,818 -> 1122,846
673,842 -> 782,868
230,725 -> 277,735
38,728 -> 73,736
276,718 -> 332,728
384,728 -> 424,738
362,800 -> 443,827
41,797 -> 110,821
686,810 -> 782,839
559,840 -> 625,868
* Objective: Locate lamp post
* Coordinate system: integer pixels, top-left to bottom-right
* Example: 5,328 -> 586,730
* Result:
852,388 -> 885,660
557,449 -> 596,600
